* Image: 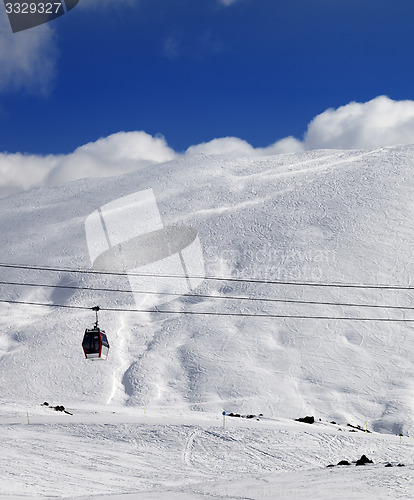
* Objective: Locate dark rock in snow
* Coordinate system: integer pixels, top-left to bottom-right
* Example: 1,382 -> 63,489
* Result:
42,403 -> 73,415
328,455 -> 375,468
355,455 -> 373,466
295,416 -> 315,424
347,423 -> 371,433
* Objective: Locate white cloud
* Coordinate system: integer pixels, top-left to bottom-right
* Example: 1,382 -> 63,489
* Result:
0,132 -> 176,197
257,136 -> 304,155
0,10 -> 58,93
185,136 -> 304,158
304,96 -> 414,150
186,137 -> 255,157
0,152 -> 60,198
0,0 -> 135,94
46,131 -> 177,186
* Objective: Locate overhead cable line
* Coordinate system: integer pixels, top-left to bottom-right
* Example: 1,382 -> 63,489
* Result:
1,262 -> 414,291
0,298 -> 414,322
0,299 -> 91,311
0,279 -> 414,312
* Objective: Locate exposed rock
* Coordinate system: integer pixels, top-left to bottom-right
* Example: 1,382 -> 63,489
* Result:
347,423 -> 371,433
295,416 -> 315,424
355,455 -> 373,466
41,402 -> 72,415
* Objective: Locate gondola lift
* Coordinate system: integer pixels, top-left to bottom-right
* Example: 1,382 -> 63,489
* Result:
82,306 -> 110,361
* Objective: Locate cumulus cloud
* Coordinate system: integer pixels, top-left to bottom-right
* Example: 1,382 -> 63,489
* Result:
257,136 -> 305,155
0,152 -> 60,198
0,9 -> 58,93
304,96 -> 414,150
186,137 -> 255,157
0,0 -> 135,95
47,131 -> 177,186
0,131 -> 176,197
185,136 -> 304,157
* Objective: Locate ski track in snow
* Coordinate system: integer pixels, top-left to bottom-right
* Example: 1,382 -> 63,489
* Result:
107,312 -> 129,405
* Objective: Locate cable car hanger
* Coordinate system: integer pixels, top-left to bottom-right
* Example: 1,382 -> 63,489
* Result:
92,305 -> 100,328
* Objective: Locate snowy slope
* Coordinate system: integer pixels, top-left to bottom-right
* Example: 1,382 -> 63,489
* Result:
0,146 -> 414,498
0,404 -> 413,499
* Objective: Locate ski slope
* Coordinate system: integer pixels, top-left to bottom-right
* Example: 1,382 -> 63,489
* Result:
0,146 -> 413,498
0,403 -> 412,499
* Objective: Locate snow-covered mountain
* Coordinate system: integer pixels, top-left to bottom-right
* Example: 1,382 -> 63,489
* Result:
0,146 -> 413,498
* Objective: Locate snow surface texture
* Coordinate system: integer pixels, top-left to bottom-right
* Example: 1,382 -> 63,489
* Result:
0,147 -> 413,498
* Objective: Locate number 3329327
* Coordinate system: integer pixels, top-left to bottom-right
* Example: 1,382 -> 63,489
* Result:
5,3 -> 62,14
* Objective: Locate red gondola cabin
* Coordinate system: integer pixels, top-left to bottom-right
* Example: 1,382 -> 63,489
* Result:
82,327 -> 110,360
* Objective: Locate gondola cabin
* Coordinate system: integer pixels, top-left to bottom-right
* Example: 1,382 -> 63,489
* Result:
82,327 -> 110,360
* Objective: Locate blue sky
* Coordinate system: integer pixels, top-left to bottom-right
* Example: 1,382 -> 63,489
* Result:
1,0 -> 414,156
